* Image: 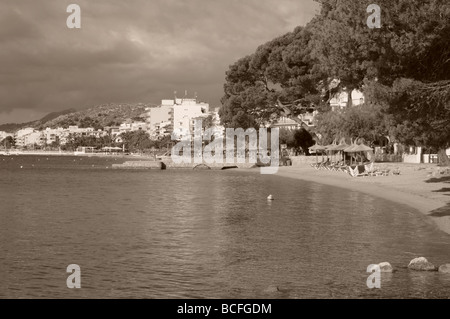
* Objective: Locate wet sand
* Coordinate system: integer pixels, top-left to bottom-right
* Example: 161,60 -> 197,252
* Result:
248,163 -> 450,236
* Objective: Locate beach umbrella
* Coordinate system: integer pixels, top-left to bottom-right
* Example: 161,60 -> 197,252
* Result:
344,143 -> 358,166
325,143 -> 339,162
309,144 -> 326,164
334,142 -> 349,162
309,144 -> 326,151
331,142 -> 341,162
352,143 -> 373,152
352,143 -> 373,165
343,144 -> 357,152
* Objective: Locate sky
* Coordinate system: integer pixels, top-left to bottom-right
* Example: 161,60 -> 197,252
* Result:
0,0 -> 319,125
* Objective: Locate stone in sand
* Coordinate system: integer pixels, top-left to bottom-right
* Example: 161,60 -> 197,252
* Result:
438,264 -> 450,274
408,257 -> 437,271
264,285 -> 280,293
378,262 -> 394,273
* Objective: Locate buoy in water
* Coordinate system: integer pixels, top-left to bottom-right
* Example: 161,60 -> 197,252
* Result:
267,194 -> 274,201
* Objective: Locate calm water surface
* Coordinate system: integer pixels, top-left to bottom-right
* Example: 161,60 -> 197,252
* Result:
0,155 -> 449,298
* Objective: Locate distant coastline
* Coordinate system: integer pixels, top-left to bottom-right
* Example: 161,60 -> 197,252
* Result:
0,150 -> 152,159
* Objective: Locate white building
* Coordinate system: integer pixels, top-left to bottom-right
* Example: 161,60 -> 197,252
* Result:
44,127 -> 67,145
208,107 -> 225,138
150,121 -> 172,139
173,98 -> 209,138
14,128 -> 45,147
42,126 -> 106,145
270,117 -> 302,130
131,121 -> 147,131
15,128 -> 35,138
14,128 -> 35,147
329,89 -> 365,110
147,100 -> 174,134
23,131 -> 45,147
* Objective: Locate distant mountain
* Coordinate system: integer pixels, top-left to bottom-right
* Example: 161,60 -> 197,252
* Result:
0,108 -> 76,133
42,103 -> 149,130
38,109 -> 77,124
0,103 -> 150,133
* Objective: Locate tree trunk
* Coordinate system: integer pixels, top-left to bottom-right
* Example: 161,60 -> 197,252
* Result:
346,87 -> 353,108
438,149 -> 450,166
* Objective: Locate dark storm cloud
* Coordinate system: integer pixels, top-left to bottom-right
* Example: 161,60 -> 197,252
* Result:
0,0 -> 318,124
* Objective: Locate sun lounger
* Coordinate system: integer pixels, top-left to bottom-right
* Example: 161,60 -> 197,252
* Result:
311,161 -> 324,170
382,169 -> 391,176
348,165 -> 369,177
364,162 -> 374,174
338,165 -> 347,172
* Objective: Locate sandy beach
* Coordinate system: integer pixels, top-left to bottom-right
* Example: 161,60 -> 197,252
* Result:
250,163 -> 450,236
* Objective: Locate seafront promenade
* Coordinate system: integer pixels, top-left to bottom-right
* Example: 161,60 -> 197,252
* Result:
0,150 -> 145,158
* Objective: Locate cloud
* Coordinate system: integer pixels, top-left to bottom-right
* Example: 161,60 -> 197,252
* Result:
0,0 -> 318,124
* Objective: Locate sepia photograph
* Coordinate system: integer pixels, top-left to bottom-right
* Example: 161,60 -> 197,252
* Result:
0,0 -> 449,305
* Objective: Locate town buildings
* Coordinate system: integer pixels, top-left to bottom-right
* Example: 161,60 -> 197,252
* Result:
8,126 -> 108,148
146,100 -> 174,136
329,89 -> 365,110
146,96 -> 223,139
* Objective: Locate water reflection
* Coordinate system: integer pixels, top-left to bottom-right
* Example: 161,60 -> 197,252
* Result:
0,156 -> 450,298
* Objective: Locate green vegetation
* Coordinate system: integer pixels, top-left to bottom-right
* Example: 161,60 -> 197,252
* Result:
45,103 -> 148,130
0,109 -> 76,133
0,103 -> 148,133
60,130 -> 172,153
220,0 -> 449,161
279,128 -> 315,154
0,136 -> 15,149
61,134 -> 114,151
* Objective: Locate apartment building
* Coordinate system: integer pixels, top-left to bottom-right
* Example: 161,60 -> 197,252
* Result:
173,98 -> 209,138
147,100 -> 174,134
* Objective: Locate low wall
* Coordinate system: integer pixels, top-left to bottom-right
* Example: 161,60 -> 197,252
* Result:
290,156 -> 319,166
164,159 -> 255,169
112,161 -> 165,170
112,159 -> 256,170
403,154 -> 422,164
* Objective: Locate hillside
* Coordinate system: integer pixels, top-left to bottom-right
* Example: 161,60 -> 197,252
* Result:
0,109 -> 76,132
42,103 -> 150,130
0,103 -> 151,132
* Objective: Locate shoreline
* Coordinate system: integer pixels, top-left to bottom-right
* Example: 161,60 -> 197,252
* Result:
3,152 -> 450,235
245,163 -> 450,236
0,151 -> 154,159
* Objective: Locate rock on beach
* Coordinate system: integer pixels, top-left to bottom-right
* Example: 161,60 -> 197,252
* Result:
438,264 -> 450,274
408,257 -> 437,271
378,262 -> 394,273
263,285 -> 280,293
